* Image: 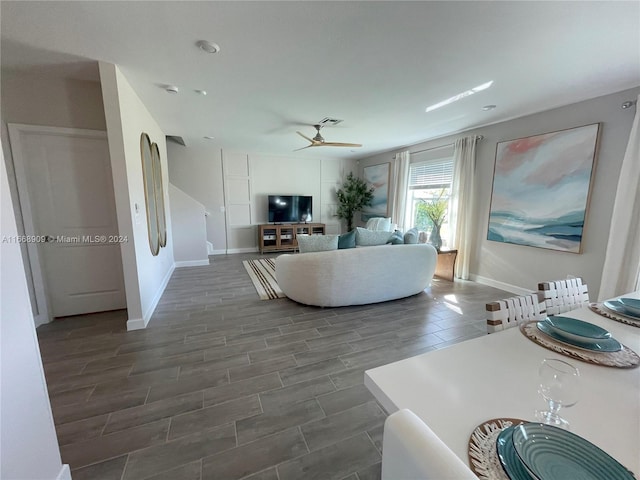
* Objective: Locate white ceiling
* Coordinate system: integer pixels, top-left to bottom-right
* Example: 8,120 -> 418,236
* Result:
2,1 -> 639,159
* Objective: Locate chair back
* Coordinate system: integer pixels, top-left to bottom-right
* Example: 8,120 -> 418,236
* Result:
382,409 -> 477,480
538,277 -> 589,316
486,292 -> 546,334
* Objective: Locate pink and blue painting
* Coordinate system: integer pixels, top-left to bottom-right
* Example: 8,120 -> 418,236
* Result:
361,162 -> 390,221
487,123 -> 600,253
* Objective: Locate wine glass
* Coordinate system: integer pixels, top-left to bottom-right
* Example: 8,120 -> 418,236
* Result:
535,358 -> 581,429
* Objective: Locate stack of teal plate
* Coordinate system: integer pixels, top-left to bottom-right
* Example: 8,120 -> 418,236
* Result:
496,423 -> 634,479
604,298 -> 640,322
536,316 -> 622,352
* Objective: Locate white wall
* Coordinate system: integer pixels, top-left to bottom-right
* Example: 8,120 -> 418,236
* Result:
358,87 -> 640,299
0,70 -> 107,317
169,183 -> 209,266
167,143 -> 226,252
1,151 -> 69,480
168,145 -> 357,252
99,62 -> 174,330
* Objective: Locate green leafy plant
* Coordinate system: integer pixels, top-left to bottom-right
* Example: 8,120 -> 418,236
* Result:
417,189 -> 449,250
335,172 -> 374,231
420,192 -> 448,230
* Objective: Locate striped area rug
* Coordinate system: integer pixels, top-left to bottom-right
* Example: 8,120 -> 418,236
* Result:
243,258 -> 286,300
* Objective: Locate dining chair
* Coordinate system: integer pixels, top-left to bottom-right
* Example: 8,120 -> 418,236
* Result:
538,277 -> 590,316
486,292 -> 546,333
381,409 -> 477,480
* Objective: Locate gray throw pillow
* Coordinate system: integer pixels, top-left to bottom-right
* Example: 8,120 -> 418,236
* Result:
355,227 -> 393,246
387,231 -> 404,245
297,234 -> 339,253
365,217 -> 392,232
338,229 -> 356,249
404,227 -> 419,244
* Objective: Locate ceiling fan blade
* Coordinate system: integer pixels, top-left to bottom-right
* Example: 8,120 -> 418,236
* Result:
296,131 -> 314,143
321,142 -> 363,148
293,145 -> 314,152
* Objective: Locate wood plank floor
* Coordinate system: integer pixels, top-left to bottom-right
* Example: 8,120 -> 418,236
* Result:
36,253 -> 510,480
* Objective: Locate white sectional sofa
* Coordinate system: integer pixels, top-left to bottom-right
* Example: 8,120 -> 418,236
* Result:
275,243 -> 438,307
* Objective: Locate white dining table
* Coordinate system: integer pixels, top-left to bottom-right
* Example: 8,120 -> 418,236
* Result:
364,292 -> 640,475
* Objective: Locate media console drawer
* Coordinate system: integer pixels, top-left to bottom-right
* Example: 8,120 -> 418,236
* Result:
258,223 -> 326,253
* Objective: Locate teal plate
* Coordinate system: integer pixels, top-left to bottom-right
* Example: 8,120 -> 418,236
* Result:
544,316 -> 611,341
496,426 -> 532,480
618,298 -> 640,317
536,321 -> 622,352
604,300 -> 640,320
512,423 -> 635,480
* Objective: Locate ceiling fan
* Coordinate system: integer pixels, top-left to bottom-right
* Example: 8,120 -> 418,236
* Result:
294,125 -> 362,151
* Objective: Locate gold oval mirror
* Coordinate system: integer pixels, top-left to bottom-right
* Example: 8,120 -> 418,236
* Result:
140,132 -> 159,255
151,142 -> 167,248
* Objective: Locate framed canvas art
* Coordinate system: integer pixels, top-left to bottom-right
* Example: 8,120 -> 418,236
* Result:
487,123 -> 600,253
361,162 -> 390,221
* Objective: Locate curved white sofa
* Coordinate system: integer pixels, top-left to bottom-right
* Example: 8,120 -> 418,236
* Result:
275,244 -> 438,307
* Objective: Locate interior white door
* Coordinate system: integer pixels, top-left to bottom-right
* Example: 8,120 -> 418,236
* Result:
9,125 -> 126,318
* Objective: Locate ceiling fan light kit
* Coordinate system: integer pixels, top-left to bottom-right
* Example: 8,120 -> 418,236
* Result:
294,124 -> 362,151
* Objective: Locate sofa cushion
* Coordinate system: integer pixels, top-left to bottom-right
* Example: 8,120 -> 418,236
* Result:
404,227 -> 419,244
338,230 -> 357,249
297,234 -> 339,253
356,227 -> 393,246
388,231 -> 404,245
365,217 -> 392,232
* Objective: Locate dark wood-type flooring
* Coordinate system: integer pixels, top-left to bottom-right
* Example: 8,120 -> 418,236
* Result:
36,253 -> 509,480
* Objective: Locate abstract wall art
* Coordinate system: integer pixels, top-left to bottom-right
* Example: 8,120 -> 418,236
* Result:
487,123 -> 600,253
361,162 -> 390,221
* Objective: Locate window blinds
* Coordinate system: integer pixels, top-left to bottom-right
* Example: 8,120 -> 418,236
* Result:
409,159 -> 454,189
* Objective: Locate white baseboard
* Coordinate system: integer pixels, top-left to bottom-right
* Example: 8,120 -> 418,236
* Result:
226,247 -> 259,254
56,464 -> 71,480
469,274 -> 532,296
127,263 -> 175,331
175,259 -> 210,267
211,249 -> 227,255
126,317 -> 147,330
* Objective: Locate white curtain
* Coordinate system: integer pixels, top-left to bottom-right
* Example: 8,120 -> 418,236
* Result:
392,150 -> 410,231
598,95 -> 640,300
451,136 -> 479,279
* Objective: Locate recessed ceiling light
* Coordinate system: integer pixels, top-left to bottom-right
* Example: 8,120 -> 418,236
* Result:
195,89 -> 207,96
482,104 -> 497,111
204,136 -> 215,140
426,81 -> 494,113
196,40 -> 220,54
165,85 -> 179,94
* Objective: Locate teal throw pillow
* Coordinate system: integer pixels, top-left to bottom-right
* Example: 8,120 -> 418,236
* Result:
404,227 -> 419,244
387,231 -> 404,245
338,229 -> 356,249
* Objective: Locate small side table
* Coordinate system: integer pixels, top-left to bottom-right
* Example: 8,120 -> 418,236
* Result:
434,249 -> 458,282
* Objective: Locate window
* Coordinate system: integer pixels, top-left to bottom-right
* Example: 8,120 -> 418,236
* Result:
405,157 -> 454,248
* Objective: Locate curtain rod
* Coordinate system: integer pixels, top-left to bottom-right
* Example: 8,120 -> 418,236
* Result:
395,135 -> 484,158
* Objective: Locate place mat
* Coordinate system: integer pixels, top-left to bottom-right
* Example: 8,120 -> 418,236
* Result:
521,322 -> 640,368
468,417 -> 526,480
590,302 -> 640,328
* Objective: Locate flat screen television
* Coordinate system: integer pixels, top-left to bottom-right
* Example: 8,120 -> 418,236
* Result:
268,195 -> 313,223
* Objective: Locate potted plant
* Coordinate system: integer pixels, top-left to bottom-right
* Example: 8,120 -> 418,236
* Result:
335,172 -> 374,232
418,190 -> 448,251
